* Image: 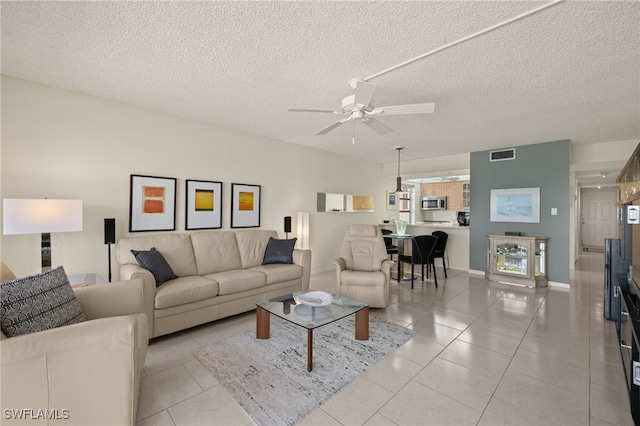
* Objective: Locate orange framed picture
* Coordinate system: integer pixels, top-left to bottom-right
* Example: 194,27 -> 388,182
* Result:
231,183 -> 261,228
129,174 -> 177,232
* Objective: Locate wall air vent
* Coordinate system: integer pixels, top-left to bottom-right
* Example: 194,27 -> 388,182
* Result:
490,148 -> 516,162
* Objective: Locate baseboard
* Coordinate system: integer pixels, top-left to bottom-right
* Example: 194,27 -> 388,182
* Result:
549,281 -> 570,289
468,269 -> 485,276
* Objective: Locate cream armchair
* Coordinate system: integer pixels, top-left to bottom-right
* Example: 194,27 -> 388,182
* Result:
333,224 -> 393,308
1,265 -> 152,426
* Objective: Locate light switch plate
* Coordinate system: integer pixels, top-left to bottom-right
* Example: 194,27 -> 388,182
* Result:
551,208 -> 557,215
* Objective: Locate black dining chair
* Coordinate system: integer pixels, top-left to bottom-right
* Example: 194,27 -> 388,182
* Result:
431,231 -> 449,278
398,235 -> 438,289
381,229 -> 399,260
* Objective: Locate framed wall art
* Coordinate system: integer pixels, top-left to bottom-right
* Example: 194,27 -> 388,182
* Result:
386,191 -> 397,210
231,183 -> 261,228
490,187 -> 540,223
185,179 -> 222,230
129,174 -> 177,232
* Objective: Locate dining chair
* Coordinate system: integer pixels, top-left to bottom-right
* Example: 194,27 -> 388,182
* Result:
431,231 -> 449,278
381,228 -> 399,260
397,235 -> 438,289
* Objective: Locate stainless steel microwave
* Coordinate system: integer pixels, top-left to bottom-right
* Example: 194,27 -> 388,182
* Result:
421,196 -> 447,211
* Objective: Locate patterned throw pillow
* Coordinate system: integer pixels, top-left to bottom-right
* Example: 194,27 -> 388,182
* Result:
0,266 -> 86,337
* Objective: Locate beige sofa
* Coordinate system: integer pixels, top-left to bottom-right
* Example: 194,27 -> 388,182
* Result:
116,229 -> 311,338
0,264 -> 151,426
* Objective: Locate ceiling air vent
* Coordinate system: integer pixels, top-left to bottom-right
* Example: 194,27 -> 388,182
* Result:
490,148 -> 516,162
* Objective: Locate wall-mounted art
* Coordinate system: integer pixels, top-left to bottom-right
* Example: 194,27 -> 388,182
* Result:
490,187 -> 540,223
129,174 -> 177,232
231,183 -> 261,228
186,179 -> 222,230
386,191 -> 397,210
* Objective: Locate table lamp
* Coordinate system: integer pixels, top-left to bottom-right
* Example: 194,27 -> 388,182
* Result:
3,198 -> 83,272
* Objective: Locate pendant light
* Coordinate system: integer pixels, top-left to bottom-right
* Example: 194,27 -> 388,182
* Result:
395,146 -> 404,192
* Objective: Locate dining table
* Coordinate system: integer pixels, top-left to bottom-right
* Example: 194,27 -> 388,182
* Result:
388,233 -> 413,282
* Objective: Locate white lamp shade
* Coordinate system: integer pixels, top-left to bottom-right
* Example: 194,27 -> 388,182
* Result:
296,211 -> 309,250
3,199 -> 83,235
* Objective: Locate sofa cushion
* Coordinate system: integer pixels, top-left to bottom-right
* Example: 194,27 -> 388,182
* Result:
131,247 -> 177,286
0,266 -> 86,337
116,234 -> 198,277
235,230 -> 279,269
191,231 -> 242,275
249,264 -> 303,285
204,270 -> 266,295
154,276 -> 219,309
262,237 -> 297,264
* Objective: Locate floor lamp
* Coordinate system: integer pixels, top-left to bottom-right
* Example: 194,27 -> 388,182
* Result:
3,199 -> 83,272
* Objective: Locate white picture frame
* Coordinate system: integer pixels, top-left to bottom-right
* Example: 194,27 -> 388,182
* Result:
490,187 -> 540,223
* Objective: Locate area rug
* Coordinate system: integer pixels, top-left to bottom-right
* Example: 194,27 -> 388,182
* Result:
193,315 -> 415,426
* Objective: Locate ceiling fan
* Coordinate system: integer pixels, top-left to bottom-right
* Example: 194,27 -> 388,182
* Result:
288,79 -> 435,137
288,0 -> 565,142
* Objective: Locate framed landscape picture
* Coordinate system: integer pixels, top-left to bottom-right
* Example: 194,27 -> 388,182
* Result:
129,174 -> 177,232
490,187 -> 540,223
231,183 -> 261,228
186,179 -> 222,230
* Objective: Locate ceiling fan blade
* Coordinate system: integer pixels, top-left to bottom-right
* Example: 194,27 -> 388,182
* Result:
353,80 -> 376,108
288,108 -> 342,114
368,103 -> 435,116
362,117 -> 393,135
316,117 -> 351,135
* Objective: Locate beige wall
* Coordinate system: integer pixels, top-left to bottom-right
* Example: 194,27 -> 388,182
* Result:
0,77 -> 394,279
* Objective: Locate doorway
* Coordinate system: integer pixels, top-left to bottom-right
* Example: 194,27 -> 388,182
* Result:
580,188 -> 618,251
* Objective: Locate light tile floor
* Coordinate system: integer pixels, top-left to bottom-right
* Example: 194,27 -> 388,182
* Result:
136,252 -> 634,425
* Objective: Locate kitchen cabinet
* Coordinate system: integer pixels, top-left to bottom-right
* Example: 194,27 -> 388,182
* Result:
352,195 -> 374,211
445,181 -> 470,210
486,234 -> 548,287
421,183 -> 446,197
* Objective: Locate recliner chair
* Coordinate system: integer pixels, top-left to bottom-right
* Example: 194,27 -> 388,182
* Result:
333,224 -> 394,308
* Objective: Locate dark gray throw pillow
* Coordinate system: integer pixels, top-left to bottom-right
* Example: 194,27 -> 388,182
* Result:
131,247 -> 177,286
0,266 -> 86,337
262,237 -> 297,264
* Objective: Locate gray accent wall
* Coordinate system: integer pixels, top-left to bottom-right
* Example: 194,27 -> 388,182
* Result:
469,140 -> 570,284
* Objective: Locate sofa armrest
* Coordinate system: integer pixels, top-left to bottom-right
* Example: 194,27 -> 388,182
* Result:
120,263 -> 156,290
0,316 -> 139,426
381,259 -> 394,275
332,258 -> 346,292
74,278 -> 154,339
293,249 -> 312,291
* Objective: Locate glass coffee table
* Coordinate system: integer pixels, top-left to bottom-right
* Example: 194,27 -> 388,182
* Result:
256,291 -> 369,372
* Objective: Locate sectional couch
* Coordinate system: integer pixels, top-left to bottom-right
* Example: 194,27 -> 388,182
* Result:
116,229 -> 311,338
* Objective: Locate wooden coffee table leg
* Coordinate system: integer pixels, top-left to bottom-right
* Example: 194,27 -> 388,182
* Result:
256,306 -> 270,339
355,307 -> 369,340
307,329 -> 313,372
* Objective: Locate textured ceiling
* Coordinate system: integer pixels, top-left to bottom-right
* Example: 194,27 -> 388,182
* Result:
1,1 -> 639,174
